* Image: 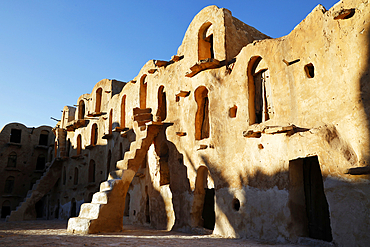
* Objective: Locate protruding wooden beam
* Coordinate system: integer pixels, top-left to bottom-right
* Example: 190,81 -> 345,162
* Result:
176,91 -> 190,98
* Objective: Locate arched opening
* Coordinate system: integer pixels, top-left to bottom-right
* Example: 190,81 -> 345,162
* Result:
71,198 -> 77,217
7,152 -> 17,167
62,166 -> 66,185
106,150 -> 111,178
109,109 -> 113,134
156,86 -> 167,122
91,124 -> 98,146
36,154 -> 46,170
289,156 -> 332,242
4,176 -> 15,194
54,142 -> 57,158
195,86 -> 210,140
120,143 -> 123,160
74,167 -> 79,185
77,134 -> 82,155
55,199 -> 60,219
247,56 -> 273,124
121,95 -> 126,128
192,166 -> 215,230
88,160 -> 95,183
140,75 -> 147,109
145,194 -> 150,224
95,88 -> 102,113
35,197 -> 45,218
78,100 -> 85,119
10,129 -> 21,143
66,138 -> 71,157
38,130 -> 49,146
1,201 -> 11,218
123,193 -> 130,216
198,22 -> 214,61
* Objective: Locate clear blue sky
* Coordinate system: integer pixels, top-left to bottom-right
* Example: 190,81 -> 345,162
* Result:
0,0 -> 339,128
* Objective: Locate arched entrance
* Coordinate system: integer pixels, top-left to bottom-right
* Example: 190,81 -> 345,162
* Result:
192,166 -> 215,230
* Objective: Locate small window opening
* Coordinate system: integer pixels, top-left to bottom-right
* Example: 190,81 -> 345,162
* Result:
39,130 -> 49,146
124,193 -> 130,216
156,86 -> 167,122
91,124 -> 98,146
77,134 -> 82,155
304,63 -> 315,78
70,198 -> 77,217
7,152 -> 17,167
333,8 -> 355,20
36,154 -> 46,170
195,86 -> 210,140
106,150 -> 111,178
10,129 -> 21,143
121,95 -> 126,128
74,167 -> 78,185
63,166 -> 66,185
4,176 -> 15,194
95,88 -> 102,113
140,75 -> 147,109
89,160 -> 96,183
66,138 -> 71,157
229,105 -> 237,118
145,194 -> 150,223
78,100 -> 85,119
109,109 -> 113,134
232,198 -> 240,211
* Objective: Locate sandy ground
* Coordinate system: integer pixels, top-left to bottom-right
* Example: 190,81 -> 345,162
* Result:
0,220 -> 305,247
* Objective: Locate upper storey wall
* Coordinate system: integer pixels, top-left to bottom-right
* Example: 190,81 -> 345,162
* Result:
177,5 -> 270,67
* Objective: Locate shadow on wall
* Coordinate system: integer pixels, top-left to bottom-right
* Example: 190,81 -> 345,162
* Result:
196,154 -> 369,245
359,16 -> 370,169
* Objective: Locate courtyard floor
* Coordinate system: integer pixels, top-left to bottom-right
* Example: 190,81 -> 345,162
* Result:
0,220 -> 305,246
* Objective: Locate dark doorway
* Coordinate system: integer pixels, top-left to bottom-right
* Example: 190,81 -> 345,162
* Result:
202,188 -> 215,230
71,198 -> 77,217
35,199 -> 44,218
1,202 -> 11,218
145,195 -> 150,224
303,156 -> 332,242
55,200 -> 60,219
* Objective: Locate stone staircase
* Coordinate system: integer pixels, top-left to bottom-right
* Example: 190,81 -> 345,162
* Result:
6,158 -> 63,221
67,121 -> 163,234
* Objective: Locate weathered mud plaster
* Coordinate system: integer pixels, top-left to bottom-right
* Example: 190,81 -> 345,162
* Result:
4,0 -> 367,246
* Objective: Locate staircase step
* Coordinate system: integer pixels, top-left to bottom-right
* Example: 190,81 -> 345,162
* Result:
116,160 -> 127,170
79,203 -> 102,219
92,191 -> 110,204
67,217 -> 93,234
108,170 -> 124,180
100,179 -> 121,192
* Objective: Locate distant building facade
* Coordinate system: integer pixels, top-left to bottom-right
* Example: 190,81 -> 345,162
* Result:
0,123 -> 54,219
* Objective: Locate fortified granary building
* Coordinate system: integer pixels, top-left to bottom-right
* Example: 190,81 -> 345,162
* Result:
3,0 -> 370,246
